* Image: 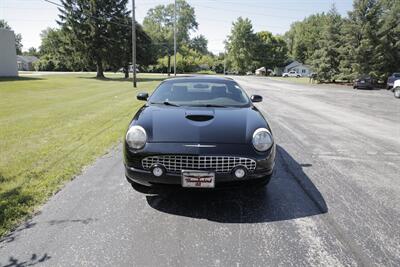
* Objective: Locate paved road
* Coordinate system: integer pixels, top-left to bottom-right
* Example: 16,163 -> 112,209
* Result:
1,77 -> 399,267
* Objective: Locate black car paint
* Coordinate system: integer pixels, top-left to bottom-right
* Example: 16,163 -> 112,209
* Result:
127,105 -> 268,144
353,76 -> 374,90
123,77 -> 275,188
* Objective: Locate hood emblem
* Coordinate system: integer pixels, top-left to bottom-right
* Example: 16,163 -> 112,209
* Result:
184,144 -> 216,148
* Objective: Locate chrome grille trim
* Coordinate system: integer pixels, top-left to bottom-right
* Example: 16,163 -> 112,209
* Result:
142,155 -> 256,173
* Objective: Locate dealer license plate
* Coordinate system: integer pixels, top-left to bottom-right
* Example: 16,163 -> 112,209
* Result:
181,170 -> 215,188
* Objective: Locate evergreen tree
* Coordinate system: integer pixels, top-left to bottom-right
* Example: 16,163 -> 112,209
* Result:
58,0 -> 132,78
378,0 -> 400,78
311,6 -> 343,82
339,0 -> 383,80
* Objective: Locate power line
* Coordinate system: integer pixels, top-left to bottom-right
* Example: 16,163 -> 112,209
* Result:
43,0 -> 132,28
192,3 -> 304,20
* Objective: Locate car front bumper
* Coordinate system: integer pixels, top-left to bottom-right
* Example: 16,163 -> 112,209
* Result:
125,165 -> 274,187
124,142 -> 275,188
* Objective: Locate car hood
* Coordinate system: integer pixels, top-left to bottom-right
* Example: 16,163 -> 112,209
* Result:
388,76 -> 400,83
132,105 -> 268,144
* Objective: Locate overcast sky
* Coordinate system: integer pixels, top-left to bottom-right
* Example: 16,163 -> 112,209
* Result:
1,0 -> 353,54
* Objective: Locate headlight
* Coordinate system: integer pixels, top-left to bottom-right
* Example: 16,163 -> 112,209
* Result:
252,128 -> 273,152
126,125 -> 147,149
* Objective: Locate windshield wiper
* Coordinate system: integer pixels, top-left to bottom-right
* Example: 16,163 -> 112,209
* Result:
150,101 -> 180,107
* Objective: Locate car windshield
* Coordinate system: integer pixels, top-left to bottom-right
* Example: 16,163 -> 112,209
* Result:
393,73 -> 400,77
148,78 -> 251,107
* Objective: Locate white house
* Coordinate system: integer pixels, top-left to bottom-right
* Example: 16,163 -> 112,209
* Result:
17,55 -> 39,71
283,61 -> 312,76
0,29 -> 18,77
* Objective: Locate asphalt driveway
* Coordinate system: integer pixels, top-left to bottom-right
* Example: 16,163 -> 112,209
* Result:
1,77 -> 399,267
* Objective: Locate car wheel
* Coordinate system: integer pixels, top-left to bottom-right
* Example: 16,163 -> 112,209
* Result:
387,86 -> 392,90
353,86 -> 357,89
296,75 -> 300,78
394,89 -> 400,98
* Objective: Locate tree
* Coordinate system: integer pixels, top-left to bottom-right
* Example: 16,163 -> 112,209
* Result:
0,19 -> 23,55
36,28 -> 87,71
226,17 -> 258,74
311,6 -> 343,82
284,14 -> 327,64
143,0 -> 198,74
58,0 -> 132,78
23,47 -> 40,57
254,31 -> 288,69
339,0 -> 384,80
189,35 -> 209,54
106,17 -> 156,78
378,0 -> 400,78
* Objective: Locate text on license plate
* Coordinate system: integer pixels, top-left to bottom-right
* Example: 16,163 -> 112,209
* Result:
181,170 -> 215,188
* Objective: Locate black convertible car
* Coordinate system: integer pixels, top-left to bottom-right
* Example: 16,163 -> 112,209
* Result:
123,76 -> 275,190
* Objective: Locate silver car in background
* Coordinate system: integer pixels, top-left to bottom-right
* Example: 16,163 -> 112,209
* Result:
393,80 -> 400,98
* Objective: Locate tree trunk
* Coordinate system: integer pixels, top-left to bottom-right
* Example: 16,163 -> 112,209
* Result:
124,66 -> 129,79
96,57 -> 105,78
167,54 -> 171,77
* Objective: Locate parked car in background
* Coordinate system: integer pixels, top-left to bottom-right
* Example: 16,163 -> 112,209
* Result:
393,80 -> 400,98
118,66 -> 140,73
353,75 -> 374,90
225,70 -> 238,75
282,71 -> 301,78
387,73 -> 400,90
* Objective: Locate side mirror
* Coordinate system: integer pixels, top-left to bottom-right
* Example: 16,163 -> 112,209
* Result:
137,92 -> 148,101
250,95 -> 263,103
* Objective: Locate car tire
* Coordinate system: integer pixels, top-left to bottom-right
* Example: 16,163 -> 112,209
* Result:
353,86 -> 357,89
394,89 -> 400,98
387,86 -> 392,90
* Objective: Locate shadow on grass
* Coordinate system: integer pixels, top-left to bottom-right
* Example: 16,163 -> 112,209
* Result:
0,253 -> 51,267
0,186 -> 35,243
78,76 -> 167,83
0,76 -> 45,82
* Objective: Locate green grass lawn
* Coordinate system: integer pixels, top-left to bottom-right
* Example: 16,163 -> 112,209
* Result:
268,76 -> 314,85
0,73 -> 165,237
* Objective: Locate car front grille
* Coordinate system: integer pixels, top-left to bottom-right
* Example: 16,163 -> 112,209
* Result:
142,155 -> 256,173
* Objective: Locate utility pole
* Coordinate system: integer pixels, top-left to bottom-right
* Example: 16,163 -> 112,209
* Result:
132,0 -> 137,87
223,52 -> 226,75
173,0 -> 177,76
